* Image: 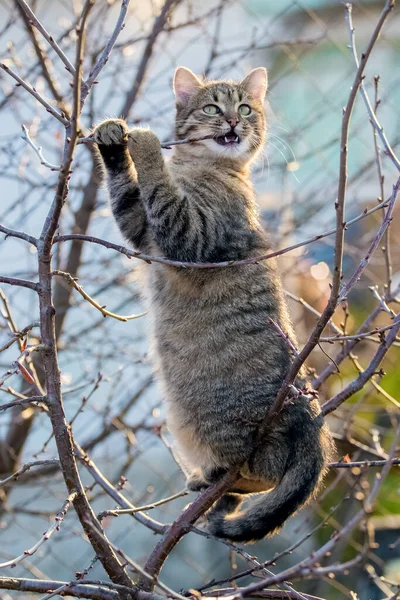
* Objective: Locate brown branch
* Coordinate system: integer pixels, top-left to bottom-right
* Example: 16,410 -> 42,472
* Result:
254,0 -> 396,434
0,320 -> 39,353
0,578 -> 118,600
0,396 -> 47,413
14,0 -> 76,75
81,0 -> 131,103
52,270 -> 146,322
0,578 -> 170,600
74,442 -> 166,534
52,192 -> 391,269
329,458 -> 400,469
322,312 -> 400,415
0,63 -> 69,126
34,2 -> 134,591
0,224 -> 37,246
0,492 -> 76,568
139,470 -> 239,591
120,0 -> 182,118
13,0 -> 68,111
0,276 -> 38,291
0,458 -> 59,488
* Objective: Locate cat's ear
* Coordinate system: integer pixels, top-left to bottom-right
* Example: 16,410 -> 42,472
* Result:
241,67 -> 268,103
173,67 -> 202,105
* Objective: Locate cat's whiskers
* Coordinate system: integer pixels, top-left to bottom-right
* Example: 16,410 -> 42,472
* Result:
265,139 -> 300,183
268,133 -> 297,164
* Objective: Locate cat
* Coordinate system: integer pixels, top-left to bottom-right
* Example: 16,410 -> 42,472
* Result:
93,66 -> 334,543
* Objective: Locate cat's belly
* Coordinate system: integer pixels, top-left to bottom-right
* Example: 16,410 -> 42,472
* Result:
150,309 -> 290,467
145,265 -> 292,465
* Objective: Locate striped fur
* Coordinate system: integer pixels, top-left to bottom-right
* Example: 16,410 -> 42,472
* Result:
93,68 -> 334,543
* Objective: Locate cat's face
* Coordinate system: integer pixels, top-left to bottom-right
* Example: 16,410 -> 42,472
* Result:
173,67 -> 267,164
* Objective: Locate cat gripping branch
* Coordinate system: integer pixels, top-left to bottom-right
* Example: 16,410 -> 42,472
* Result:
93,67 -> 334,543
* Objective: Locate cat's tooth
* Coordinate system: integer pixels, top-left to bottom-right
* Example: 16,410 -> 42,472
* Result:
224,136 -> 229,144
235,136 -> 239,143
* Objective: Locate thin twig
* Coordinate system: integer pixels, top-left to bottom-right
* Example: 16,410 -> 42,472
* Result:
329,458 -> 400,469
338,176 -> 400,302
254,0 -> 397,433
98,488 -> 189,520
0,63 -> 69,126
346,2 -> 399,173
0,224 -> 37,246
82,0 -> 131,99
21,124 -> 60,170
0,492 -> 77,568
78,132 -> 215,147
53,270 -> 146,322
323,312 -> 400,415
0,395 -> 47,413
0,459 -> 59,488
52,191 -> 393,269
14,0 -> 76,75
0,275 -> 39,290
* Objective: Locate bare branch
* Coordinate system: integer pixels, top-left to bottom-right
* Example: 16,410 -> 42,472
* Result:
338,176 -> 400,302
0,63 -> 69,126
0,276 -> 38,290
82,0 -> 131,98
0,320 -> 39,354
0,224 -> 37,246
0,459 -> 59,488
21,125 -> 60,171
346,2 -> 400,173
74,442 -> 166,534
53,192 -> 393,269
254,0 -> 397,433
14,0 -> 76,75
0,395 -> 47,413
0,492 -> 77,568
323,312 -> 400,415
98,488 -> 189,519
53,270 -> 146,322
140,470 -> 239,591
0,578 -> 118,600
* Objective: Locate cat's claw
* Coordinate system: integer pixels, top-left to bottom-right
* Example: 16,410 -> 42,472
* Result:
93,119 -> 129,146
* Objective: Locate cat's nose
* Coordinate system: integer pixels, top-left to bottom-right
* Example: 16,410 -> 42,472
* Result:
227,118 -> 238,128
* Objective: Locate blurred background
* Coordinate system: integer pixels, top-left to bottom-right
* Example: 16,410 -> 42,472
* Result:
0,1 -> 400,598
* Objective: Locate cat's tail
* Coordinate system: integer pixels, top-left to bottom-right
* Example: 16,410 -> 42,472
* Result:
206,425 -> 331,543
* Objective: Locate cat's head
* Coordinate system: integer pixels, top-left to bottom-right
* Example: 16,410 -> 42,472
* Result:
173,67 -> 267,164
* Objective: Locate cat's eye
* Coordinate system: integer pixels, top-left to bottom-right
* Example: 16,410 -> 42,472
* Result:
238,104 -> 252,116
203,104 -> 221,115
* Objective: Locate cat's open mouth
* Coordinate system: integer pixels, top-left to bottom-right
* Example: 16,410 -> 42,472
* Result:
216,132 -> 240,146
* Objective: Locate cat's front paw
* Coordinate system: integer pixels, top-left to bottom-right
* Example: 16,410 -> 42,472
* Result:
127,128 -> 163,169
93,119 -> 129,146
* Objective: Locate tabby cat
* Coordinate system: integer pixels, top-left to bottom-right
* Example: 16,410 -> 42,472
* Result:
93,66 -> 334,543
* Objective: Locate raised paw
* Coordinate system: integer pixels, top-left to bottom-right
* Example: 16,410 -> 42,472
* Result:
127,128 -> 163,168
93,119 -> 129,146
